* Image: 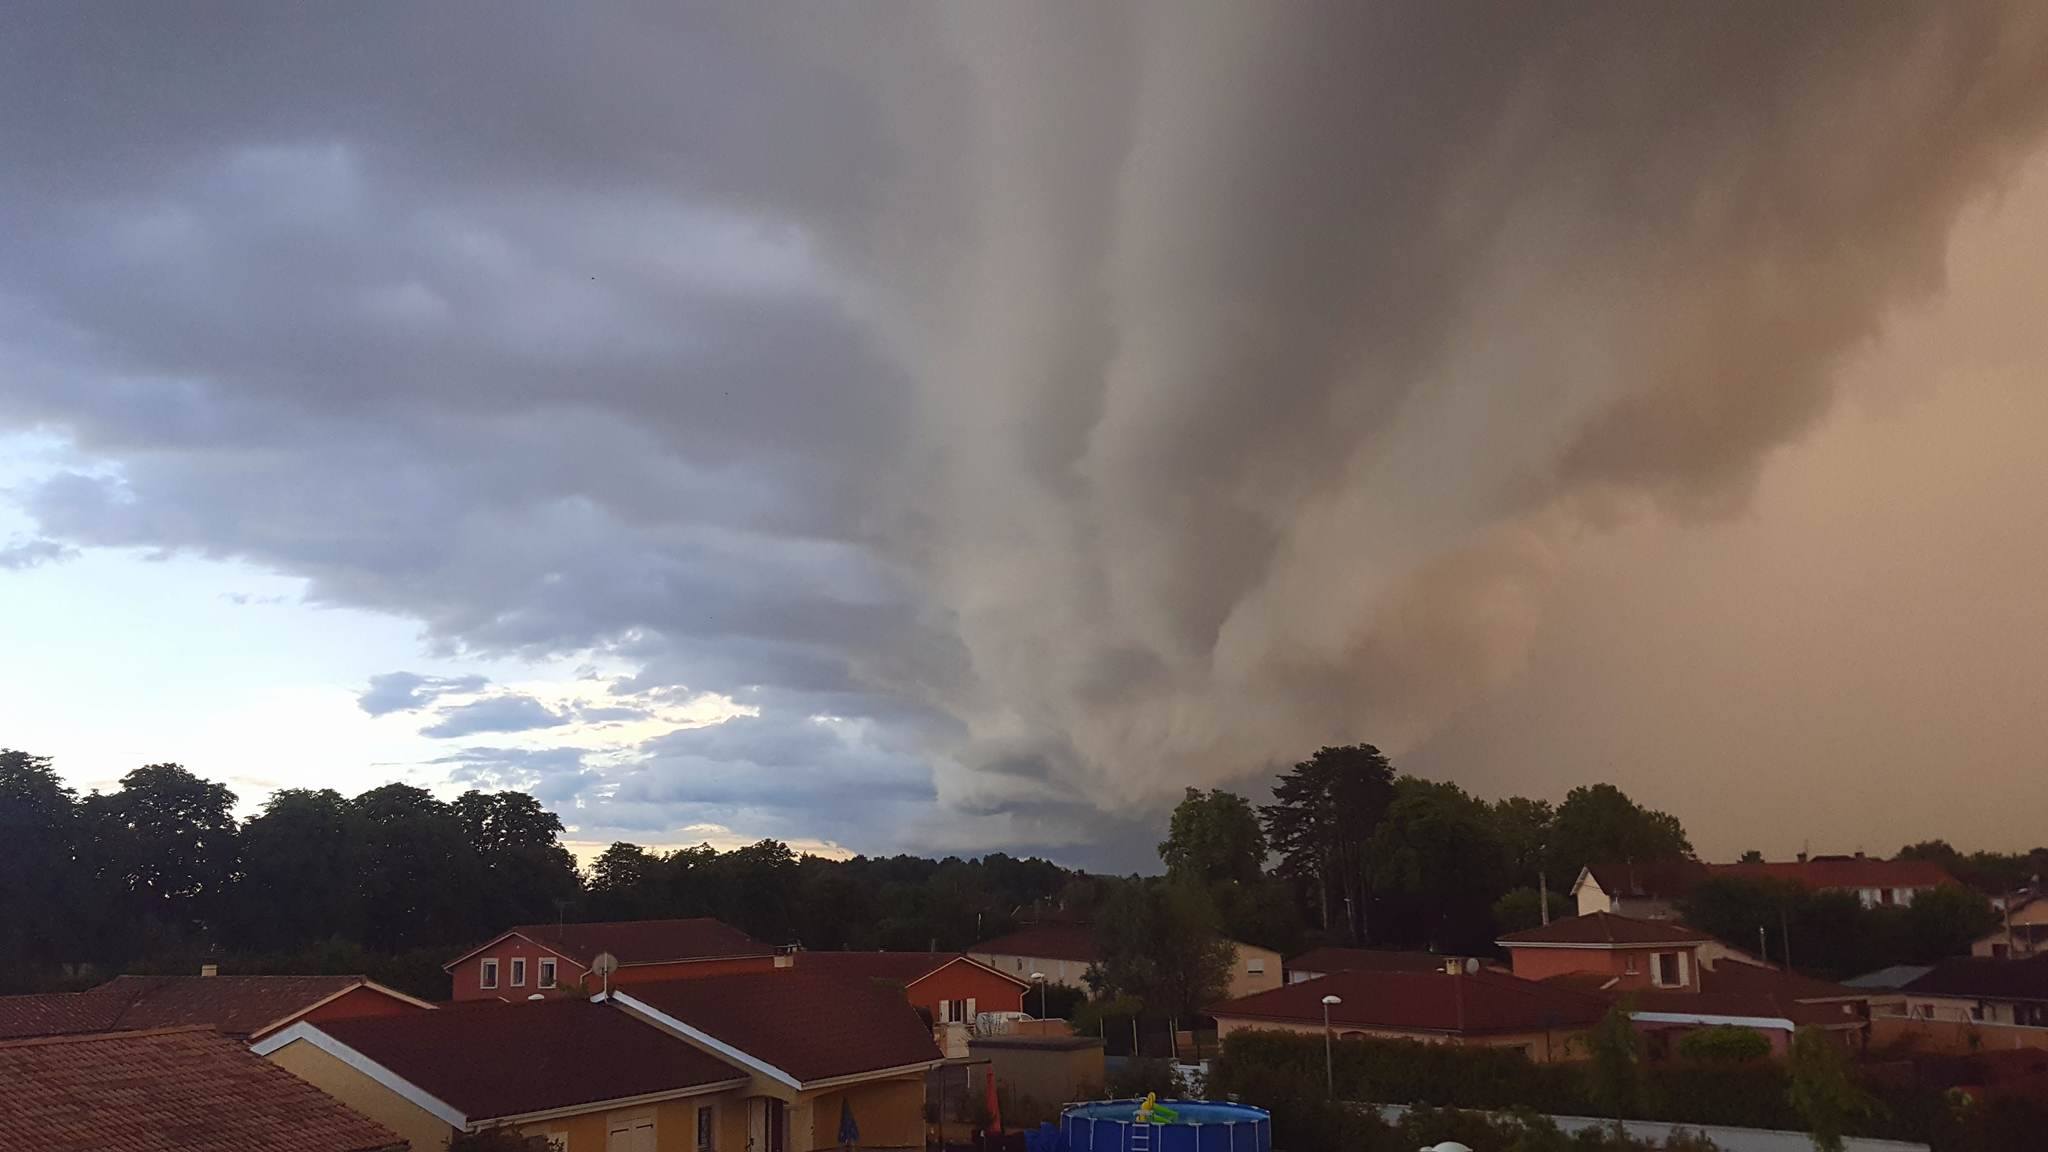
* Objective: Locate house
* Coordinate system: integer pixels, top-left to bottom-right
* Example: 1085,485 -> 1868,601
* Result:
968,924 -> 1283,998
1498,912 -> 1715,992
605,969 -> 944,1151
1,1025 -> 403,1152
1208,964 -> 1609,1063
445,917 -> 778,1001
259,997 -> 751,1152
1286,947 -> 1492,984
1891,955 -> 2048,1027
1710,854 -> 1955,909
0,972 -> 433,1042
1570,859 -> 1707,920
1502,912 -> 1869,1055
1973,894 -> 2048,959
790,951 -> 1029,1057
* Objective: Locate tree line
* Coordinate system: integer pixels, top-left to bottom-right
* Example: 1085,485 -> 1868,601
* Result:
0,749 -> 1075,995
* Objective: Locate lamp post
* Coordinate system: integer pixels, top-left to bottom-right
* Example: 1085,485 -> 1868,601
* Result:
1030,972 -> 1047,1020
1320,994 -> 1342,1098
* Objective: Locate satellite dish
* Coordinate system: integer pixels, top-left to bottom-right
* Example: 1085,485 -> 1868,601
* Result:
591,951 -> 619,996
1463,957 -> 1480,975
527,993 -> 545,1001
1421,1143 -> 1474,1152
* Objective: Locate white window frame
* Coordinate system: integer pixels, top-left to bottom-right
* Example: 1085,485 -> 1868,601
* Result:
1651,951 -> 1687,988
696,1102 -> 716,1152
511,957 -> 527,987
480,958 -> 499,990
539,957 -> 558,989
1624,953 -> 1639,975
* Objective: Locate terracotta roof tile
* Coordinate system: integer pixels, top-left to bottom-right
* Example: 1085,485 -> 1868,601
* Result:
0,1026 -> 401,1152
314,998 -> 745,1122
620,969 -> 943,1084
1624,963 -> 1869,1028
1498,912 -> 1713,947
1709,858 -> 1954,892
1210,968 -> 1609,1035
1581,858 -> 1708,900
449,918 -> 771,969
795,951 -> 1027,988
1287,947 -> 1478,976
0,975 -> 380,1040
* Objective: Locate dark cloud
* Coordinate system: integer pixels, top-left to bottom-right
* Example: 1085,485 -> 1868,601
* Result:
419,694 -> 570,738
356,671 -> 490,717
0,538 -> 75,570
4,4 -> 2048,864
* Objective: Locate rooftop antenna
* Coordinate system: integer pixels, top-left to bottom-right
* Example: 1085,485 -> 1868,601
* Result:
591,951 -> 619,999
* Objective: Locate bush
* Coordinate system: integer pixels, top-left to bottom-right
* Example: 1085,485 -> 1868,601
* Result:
1676,1026 -> 1770,1066
1106,1057 -> 1185,1099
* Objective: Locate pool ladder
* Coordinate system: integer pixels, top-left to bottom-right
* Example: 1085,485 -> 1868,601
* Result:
1127,1124 -> 1150,1152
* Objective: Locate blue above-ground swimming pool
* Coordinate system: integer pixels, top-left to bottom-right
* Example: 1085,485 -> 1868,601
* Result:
1059,1100 -> 1272,1152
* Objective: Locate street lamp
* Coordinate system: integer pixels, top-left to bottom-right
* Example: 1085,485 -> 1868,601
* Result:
1320,995 -> 1342,1098
1030,972 -> 1047,1020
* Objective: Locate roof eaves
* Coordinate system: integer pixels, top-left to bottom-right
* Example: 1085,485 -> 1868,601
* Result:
442,929 -> 575,971
481,1076 -> 752,1127
251,1021 -> 468,1128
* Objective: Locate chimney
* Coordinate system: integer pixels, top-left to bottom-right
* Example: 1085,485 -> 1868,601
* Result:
1854,850 -> 1866,860
1797,851 -> 1808,865
199,963 -> 218,978
1445,958 -> 1462,976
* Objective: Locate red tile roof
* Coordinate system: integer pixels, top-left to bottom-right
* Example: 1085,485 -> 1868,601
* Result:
447,917 -> 772,969
1498,912 -> 1713,947
618,969 -> 943,1084
312,998 -> 746,1122
0,975 -> 393,1040
1288,947 -> 1477,976
1709,857 -> 1954,892
1580,859 -> 1709,900
1904,955 -> 2048,1003
970,924 -> 1099,963
795,951 -> 1028,988
1211,968 -> 1609,1036
0,1026 -> 402,1152
1620,962 -> 1869,1028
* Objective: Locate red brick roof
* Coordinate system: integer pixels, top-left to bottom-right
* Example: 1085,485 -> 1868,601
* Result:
1498,912 -> 1713,947
0,975 -> 393,1041
1210,968 -> 1609,1036
619,969 -> 943,1084
1288,947 -> 1477,976
795,951 -> 1028,988
970,924 -> 1099,963
1709,857 -> 1954,892
0,1026 -> 402,1152
312,999 -> 746,1122
447,917 -> 772,969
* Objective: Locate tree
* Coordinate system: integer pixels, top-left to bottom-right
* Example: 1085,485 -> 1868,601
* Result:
1678,1024 -> 1771,1065
1491,887 -> 1545,935
1367,777 -> 1510,952
1160,788 -> 1267,887
1787,1026 -> 1873,1152
1491,796 -> 1554,889
1584,1003 -> 1645,1126
1090,879 -> 1234,1057
0,750 -> 86,970
234,789 -> 362,952
348,784 -> 480,951
1547,784 -> 1691,887
1739,849 -> 1766,864
83,764 -> 240,950
1261,745 -> 1396,942
453,790 -> 580,930
1902,883 -> 1998,962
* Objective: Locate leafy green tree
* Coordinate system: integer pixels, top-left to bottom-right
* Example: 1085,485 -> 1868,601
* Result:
233,789 -> 362,952
1368,777 -> 1511,952
1547,784 -> 1692,885
453,790 -> 580,930
1901,883 -> 1998,963
1492,887 -> 1546,935
82,764 -> 240,951
1090,879 -> 1234,1056
1787,1026 -> 1873,1152
1160,787 -> 1268,887
1492,796 -> 1554,889
348,783 -> 480,950
1584,1003 -> 1645,1126
1739,849 -> 1766,864
0,750 -> 87,970
1261,745 -> 1396,941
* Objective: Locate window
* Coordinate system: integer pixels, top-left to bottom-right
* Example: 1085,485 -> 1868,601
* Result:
696,1104 -> 714,1151
511,957 -> 527,987
481,958 -> 499,989
1653,951 -> 1683,987
943,998 -> 968,1023
539,957 -> 558,988
1246,957 -> 1266,975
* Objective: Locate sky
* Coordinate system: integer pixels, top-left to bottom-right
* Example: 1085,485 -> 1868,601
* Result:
5,4 -> 2048,872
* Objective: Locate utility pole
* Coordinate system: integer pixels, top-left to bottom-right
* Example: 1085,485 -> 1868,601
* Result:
1779,905 -> 1794,971
1539,869 -> 1552,926
1758,924 -> 1769,965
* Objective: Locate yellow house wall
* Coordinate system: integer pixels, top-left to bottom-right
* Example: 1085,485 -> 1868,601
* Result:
798,1075 -> 925,1151
266,1037 -> 457,1152
514,1094 -> 739,1152
1224,942 -> 1284,999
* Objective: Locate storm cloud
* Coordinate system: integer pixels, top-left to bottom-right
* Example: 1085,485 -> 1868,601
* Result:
5,3 -> 2048,861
